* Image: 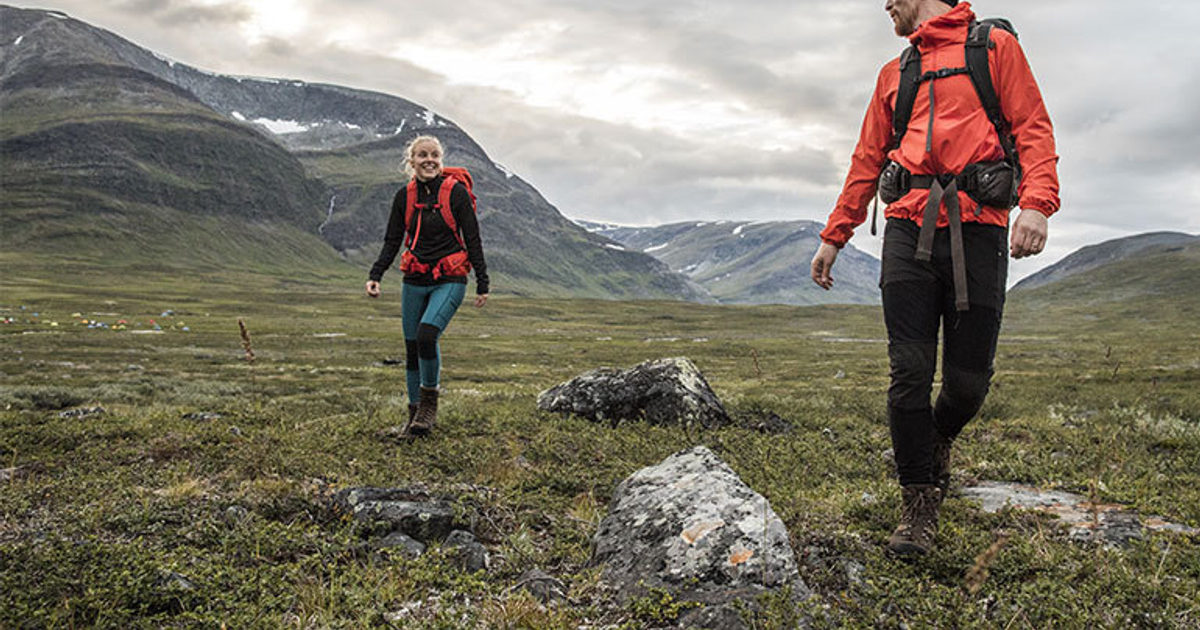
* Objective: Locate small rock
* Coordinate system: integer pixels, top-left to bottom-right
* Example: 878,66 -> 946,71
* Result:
125,364 -> 145,371
842,559 -> 866,587
741,411 -> 791,434
223,505 -> 249,524
1,466 -> 27,482
834,370 -> 846,379
156,571 -> 196,591
374,531 -> 427,558
229,426 -> 243,437
58,406 -> 106,419
331,487 -> 460,542
183,412 -> 222,422
512,569 -> 567,604
445,529 -> 488,572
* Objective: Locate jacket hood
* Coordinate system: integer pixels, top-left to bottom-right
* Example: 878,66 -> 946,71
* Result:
909,2 -> 976,49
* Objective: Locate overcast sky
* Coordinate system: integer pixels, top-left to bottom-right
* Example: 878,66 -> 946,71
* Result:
12,0 -> 1200,281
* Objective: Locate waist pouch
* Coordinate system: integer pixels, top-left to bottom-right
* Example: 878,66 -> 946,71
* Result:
400,250 -> 471,280
878,159 -> 1020,210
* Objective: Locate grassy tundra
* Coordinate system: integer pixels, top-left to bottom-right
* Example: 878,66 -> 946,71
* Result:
1,254 -> 1197,629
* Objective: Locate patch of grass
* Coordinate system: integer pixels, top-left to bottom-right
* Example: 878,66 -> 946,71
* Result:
0,256 -> 1197,627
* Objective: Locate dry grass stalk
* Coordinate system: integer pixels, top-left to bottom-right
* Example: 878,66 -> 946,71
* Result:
238,317 -> 255,364
965,531 -> 1010,595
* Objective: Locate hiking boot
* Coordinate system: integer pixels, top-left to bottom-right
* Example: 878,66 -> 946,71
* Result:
396,403 -> 419,438
409,387 -> 439,436
932,433 -> 954,494
887,484 -> 943,556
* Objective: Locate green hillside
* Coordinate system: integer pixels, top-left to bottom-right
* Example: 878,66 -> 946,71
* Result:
1007,240 -> 1200,335
0,31 -> 345,276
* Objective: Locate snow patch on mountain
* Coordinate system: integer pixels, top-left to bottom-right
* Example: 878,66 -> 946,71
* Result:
605,243 -> 627,251
254,118 -> 309,134
13,35 -> 24,46
645,242 -> 670,253
150,50 -> 177,68
494,162 -> 515,179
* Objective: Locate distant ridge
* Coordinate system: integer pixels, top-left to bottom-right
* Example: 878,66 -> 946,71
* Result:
1012,232 -> 1200,292
577,219 -> 881,305
0,5 -> 707,300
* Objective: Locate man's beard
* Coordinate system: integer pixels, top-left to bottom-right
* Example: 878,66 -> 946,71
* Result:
892,7 -> 919,36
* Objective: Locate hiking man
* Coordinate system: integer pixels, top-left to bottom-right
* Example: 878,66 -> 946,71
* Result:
810,0 -> 1059,555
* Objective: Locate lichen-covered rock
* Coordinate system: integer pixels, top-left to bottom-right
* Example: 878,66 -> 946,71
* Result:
960,481 -> 1199,547
373,531 -> 427,558
537,357 -> 731,428
512,569 -> 567,604
591,446 -> 808,627
331,487 -> 458,541
445,529 -> 489,573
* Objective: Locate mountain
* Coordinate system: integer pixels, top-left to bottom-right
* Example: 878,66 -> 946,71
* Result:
0,6 -> 707,299
0,6 -> 338,272
1012,232 -> 1200,292
578,219 -> 881,305
1006,235 -> 1200,330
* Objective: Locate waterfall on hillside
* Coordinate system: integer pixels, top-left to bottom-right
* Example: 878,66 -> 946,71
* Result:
318,195 -> 336,235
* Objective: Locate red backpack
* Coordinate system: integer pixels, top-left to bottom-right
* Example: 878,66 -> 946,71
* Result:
399,167 -> 477,279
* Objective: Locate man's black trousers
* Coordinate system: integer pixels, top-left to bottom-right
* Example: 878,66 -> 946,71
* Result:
880,218 -> 1008,487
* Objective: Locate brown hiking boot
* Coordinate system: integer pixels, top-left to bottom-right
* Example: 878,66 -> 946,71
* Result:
932,434 -> 953,494
409,387 -> 439,436
887,484 -> 943,556
398,403 -> 420,437
378,403 -> 421,442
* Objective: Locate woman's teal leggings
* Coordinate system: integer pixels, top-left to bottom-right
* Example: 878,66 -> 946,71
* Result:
402,282 -> 466,403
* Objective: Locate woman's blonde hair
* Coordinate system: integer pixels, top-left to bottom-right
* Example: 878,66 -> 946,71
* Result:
402,135 -> 445,178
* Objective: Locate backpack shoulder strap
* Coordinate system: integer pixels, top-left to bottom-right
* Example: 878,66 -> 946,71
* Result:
965,19 -> 1019,164
403,179 -> 419,247
890,45 -> 923,151
437,177 -> 459,235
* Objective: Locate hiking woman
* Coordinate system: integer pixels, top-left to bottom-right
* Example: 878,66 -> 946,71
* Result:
366,134 -> 489,437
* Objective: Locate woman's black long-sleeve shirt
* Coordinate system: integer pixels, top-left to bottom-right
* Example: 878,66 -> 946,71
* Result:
368,175 -> 489,295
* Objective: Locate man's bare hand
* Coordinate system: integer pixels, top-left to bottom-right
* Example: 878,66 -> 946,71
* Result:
810,242 -> 839,290
1010,209 -> 1048,259
365,280 -> 381,298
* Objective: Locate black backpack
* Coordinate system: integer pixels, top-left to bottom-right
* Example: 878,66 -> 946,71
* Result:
870,19 -> 1021,234
891,18 -> 1019,166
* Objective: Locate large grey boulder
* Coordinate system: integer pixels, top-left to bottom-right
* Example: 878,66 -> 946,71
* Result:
592,446 -> 808,628
537,357 -> 731,428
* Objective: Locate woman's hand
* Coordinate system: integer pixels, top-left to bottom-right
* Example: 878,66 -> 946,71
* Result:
365,280 -> 381,298
474,293 -> 489,308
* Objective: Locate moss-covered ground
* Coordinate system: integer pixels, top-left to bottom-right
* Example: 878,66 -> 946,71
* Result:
2,255 -> 1197,628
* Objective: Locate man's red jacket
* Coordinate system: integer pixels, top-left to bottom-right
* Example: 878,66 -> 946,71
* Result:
820,2 -> 1060,249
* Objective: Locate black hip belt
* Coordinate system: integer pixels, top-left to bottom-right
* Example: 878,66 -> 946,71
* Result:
876,159 -> 1020,312
880,159 -> 1020,210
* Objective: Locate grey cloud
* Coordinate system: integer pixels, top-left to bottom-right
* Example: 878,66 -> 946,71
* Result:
115,0 -> 251,26
19,0 -> 1200,272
